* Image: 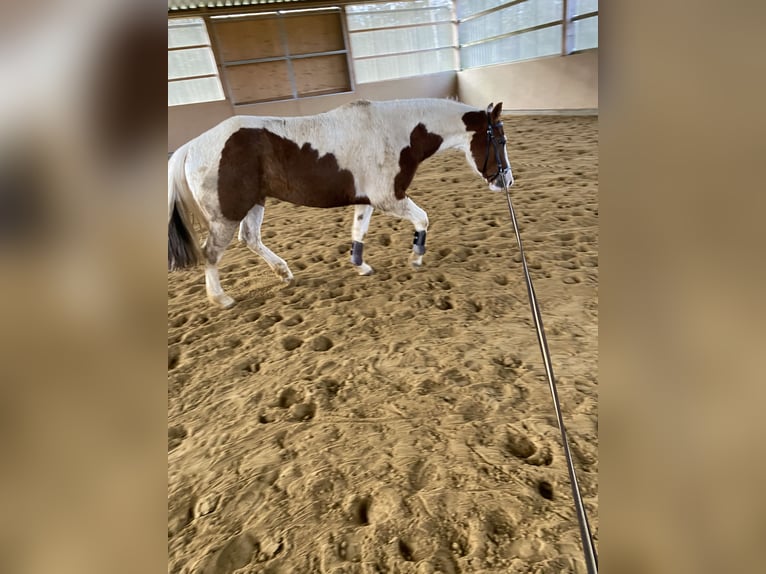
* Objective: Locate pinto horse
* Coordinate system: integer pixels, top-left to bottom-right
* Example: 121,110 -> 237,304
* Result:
168,98 -> 513,308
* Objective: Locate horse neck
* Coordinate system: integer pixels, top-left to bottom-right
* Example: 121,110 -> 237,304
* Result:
389,99 -> 474,152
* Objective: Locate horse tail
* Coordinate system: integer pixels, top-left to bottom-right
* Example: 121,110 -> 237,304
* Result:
168,143 -> 204,270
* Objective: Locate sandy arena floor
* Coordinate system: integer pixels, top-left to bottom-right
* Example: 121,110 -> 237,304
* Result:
168,115 -> 598,574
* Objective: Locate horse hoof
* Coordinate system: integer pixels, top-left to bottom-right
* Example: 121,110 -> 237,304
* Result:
409,253 -> 424,268
357,263 -> 374,276
211,294 -> 236,308
275,268 -> 294,283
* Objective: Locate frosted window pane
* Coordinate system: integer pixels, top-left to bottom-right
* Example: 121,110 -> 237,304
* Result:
355,48 -> 456,83
572,0 -> 598,17
350,23 -> 453,57
348,0 -> 457,82
168,77 -> 225,106
347,0 -> 451,15
572,15 -> 597,50
457,0 -> 507,20
459,0 -> 563,45
168,48 -> 218,80
461,24 -> 561,68
347,7 -> 451,31
168,21 -> 210,49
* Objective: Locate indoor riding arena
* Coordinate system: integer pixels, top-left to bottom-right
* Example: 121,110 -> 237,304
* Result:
168,2 -> 598,573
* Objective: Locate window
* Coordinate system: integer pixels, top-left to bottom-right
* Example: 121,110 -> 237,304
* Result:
566,0 -> 598,53
572,0 -> 598,17
459,0 -> 564,69
168,18 -> 225,107
458,0 -> 597,69
346,0 -> 457,84
210,8 -> 352,105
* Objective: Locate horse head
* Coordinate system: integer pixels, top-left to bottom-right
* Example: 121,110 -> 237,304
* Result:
462,102 -> 514,191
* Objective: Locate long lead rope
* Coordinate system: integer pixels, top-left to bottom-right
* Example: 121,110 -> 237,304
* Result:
500,173 -> 599,574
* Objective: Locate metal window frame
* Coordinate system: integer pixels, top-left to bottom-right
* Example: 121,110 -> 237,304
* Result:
353,45 -> 458,63
347,19 -> 454,35
168,73 -> 220,83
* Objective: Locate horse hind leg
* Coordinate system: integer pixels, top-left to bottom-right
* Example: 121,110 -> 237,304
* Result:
350,204 -> 374,275
239,204 -> 294,283
203,219 -> 238,308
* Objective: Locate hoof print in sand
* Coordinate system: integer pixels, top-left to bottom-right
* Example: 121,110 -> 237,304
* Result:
503,429 -> 553,466
397,538 -> 415,562
435,296 -> 453,310
202,531 -> 259,574
311,335 -> 334,352
282,335 -> 303,351
347,495 -> 372,526
290,401 -> 317,421
277,387 -> 300,409
168,489 -> 195,537
168,346 -> 181,370
168,425 -> 187,452
537,480 -> 555,500
504,430 -> 536,459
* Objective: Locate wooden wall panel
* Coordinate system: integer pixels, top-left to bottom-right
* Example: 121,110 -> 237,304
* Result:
226,61 -> 293,104
293,55 -> 350,97
284,13 -> 345,55
214,18 -> 283,62
211,11 -> 351,105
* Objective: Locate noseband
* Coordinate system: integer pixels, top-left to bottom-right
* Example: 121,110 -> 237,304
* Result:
481,110 -> 508,183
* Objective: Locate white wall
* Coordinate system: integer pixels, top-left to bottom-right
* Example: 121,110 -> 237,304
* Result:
458,50 -> 598,112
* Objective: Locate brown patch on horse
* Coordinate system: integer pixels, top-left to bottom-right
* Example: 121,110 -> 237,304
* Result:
218,128 -> 366,221
394,123 -> 444,199
462,103 -> 504,180
462,110 -> 490,178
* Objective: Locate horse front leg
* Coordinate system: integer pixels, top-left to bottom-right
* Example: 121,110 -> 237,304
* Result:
386,197 -> 429,268
350,204 -> 375,275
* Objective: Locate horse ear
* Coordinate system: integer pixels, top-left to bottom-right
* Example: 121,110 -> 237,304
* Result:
486,103 -> 494,116
491,102 -> 503,120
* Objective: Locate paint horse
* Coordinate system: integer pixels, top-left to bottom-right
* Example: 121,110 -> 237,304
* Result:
168,98 -> 513,308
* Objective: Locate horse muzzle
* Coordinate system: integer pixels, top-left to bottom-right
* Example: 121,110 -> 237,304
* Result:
489,168 -> 513,191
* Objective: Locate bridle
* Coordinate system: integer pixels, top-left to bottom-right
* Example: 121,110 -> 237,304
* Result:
481,106 -> 509,183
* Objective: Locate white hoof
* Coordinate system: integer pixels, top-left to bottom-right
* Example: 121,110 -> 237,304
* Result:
409,253 -> 424,268
210,294 -> 236,309
274,265 -> 294,283
356,263 -> 374,276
